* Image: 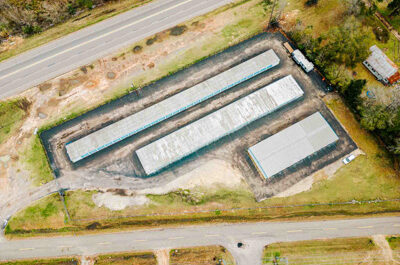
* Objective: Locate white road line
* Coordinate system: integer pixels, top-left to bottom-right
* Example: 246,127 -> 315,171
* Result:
323,228 -> 338,230
168,236 -> 184,240
357,226 -> 374,229
57,245 -> 73,248
19,248 -> 35,251
205,234 -> 220,237
287,230 -> 303,233
251,231 -> 268,235
134,239 -> 147,242
0,0 -> 194,81
97,242 -> 111,245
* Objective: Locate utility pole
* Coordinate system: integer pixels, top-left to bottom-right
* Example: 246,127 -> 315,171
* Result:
267,0 -> 278,30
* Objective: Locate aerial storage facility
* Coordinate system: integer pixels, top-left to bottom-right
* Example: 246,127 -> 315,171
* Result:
136,75 -> 304,175
248,112 -> 339,179
65,50 -> 280,163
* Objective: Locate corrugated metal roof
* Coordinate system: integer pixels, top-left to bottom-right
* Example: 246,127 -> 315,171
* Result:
136,75 -> 304,175
65,50 -> 280,163
292,49 -> 314,72
248,112 -> 338,179
365,45 -> 398,79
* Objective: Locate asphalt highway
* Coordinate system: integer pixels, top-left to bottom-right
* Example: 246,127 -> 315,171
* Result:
0,0 -> 232,99
0,216 -> 399,264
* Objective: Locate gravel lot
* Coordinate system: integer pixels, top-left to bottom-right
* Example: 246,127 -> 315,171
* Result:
41,32 -> 357,200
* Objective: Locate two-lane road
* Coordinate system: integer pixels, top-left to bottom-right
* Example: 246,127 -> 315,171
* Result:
0,0 -> 232,99
1,216 -> 399,264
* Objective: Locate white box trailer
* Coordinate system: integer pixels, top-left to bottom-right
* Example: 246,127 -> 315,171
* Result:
292,49 -> 314,73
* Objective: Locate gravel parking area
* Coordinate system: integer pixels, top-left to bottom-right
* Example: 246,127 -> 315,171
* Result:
41,32 -> 357,200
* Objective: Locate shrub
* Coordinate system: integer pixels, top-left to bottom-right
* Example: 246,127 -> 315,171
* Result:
305,0 -> 318,6
170,25 -> 187,36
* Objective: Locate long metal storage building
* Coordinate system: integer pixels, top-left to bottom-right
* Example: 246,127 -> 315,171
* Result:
248,112 -> 339,179
66,50 -> 280,163
136,75 -> 304,175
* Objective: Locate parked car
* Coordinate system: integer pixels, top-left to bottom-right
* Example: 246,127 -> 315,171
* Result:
342,154 -> 355,165
1,216 -> 10,230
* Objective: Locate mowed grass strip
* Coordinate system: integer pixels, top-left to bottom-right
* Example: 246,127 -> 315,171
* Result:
170,246 -> 234,265
0,258 -> 78,265
22,135 -> 54,186
263,237 -> 382,265
0,0 -> 152,62
94,252 -> 156,265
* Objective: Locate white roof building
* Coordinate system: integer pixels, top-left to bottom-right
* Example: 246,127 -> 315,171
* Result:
363,45 -> 400,85
248,112 -> 339,179
136,75 -> 304,175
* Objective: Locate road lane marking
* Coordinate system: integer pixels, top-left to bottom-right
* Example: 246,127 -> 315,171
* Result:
287,230 -> 303,233
19,248 -> 34,251
205,234 -> 220,237
0,0 -> 194,81
58,245 -> 72,248
357,226 -> 373,229
168,236 -> 184,240
393,224 -> 400,227
134,239 -> 147,242
323,228 -> 338,230
97,242 -> 111,245
251,231 -> 268,235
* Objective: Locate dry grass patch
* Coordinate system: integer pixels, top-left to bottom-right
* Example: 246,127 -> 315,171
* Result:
170,246 -> 235,265
94,252 -> 156,265
263,237 -> 383,264
0,258 -> 78,265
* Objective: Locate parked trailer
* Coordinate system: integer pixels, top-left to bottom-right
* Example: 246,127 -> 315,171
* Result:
283,42 -> 294,54
292,49 -> 314,73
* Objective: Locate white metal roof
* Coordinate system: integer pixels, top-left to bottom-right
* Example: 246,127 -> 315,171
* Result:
292,49 -> 314,72
65,50 -> 280,163
136,75 -> 304,175
365,45 -> 398,79
248,112 -> 339,179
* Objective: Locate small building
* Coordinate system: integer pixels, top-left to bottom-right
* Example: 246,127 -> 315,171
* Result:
248,112 -> 339,179
363,45 -> 400,85
292,49 -> 314,73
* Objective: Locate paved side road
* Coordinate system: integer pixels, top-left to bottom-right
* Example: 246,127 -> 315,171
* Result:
0,0 -> 232,99
1,216 -> 399,264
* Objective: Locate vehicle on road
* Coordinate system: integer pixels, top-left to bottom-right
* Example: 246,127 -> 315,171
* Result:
342,154 -> 355,164
1,216 -> 10,230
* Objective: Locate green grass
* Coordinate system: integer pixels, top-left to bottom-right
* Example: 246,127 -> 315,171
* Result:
263,238 -> 380,264
170,246 -> 235,265
0,0 -> 153,62
0,98 -> 29,144
0,258 -> 78,265
94,252 -> 156,265
387,236 -> 400,250
375,1 -> 400,32
22,135 -> 54,186
6,97 -> 400,237
6,193 -> 67,233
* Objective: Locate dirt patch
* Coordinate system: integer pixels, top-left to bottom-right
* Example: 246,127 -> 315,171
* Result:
155,249 -> 169,265
92,192 -> 149,211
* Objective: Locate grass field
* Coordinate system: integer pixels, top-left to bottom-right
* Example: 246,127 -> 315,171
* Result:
0,258 -> 78,265
0,0 -> 152,62
6,95 -> 400,237
170,246 -> 234,265
94,252 -> 156,265
263,237 -> 384,264
22,135 -> 54,186
0,98 -> 29,144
